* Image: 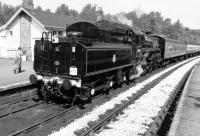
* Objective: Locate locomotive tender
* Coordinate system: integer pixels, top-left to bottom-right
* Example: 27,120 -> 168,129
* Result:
29,19 -> 200,104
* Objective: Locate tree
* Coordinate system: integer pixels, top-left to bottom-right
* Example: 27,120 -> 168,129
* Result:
174,20 -> 183,34
166,20 -> 184,40
79,4 -> 97,21
55,4 -> 79,17
55,4 -> 69,15
0,3 -> 17,26
45,9 -> 51,13
126,11 -> 139,26
148,12 -> 163,34
68,9 -> 79,17
138,13 -> 151,32
0,2 -> 199,44
104,13 -> 118,23
162,18 -> 173,37
35,6 -> 43,11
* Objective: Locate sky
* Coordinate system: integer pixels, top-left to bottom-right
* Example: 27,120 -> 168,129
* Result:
0,0 -> 199,29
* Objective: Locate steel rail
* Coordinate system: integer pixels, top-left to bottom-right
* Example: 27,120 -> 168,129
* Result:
0,88 -> 37,105
80,61 -> 193,136
0,101 -> 45,118
8,92 -> 105,136
0,87 -> 40,118
8,106 -> 78,136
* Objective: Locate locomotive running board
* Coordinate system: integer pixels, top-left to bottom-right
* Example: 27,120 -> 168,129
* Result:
85,63 -> 134,77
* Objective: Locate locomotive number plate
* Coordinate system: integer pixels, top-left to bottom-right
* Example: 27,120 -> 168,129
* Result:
70,66 -> 77,75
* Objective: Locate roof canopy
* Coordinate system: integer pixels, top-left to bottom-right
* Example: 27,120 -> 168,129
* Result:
29,9 -> 86,30
150,34 -> 186,44
0,7 -> 87,31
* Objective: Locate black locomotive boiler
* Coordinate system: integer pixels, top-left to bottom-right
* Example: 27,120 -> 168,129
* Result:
29,20 -> 157,103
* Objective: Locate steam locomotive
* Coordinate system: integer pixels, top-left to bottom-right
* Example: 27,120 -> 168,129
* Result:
29,20 -> 200,104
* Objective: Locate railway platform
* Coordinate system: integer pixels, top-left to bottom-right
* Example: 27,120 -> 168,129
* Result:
0,58 -> 34,90
168,62 -> 200,136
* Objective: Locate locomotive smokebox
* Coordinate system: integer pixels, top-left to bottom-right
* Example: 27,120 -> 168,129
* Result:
29,74 -> 43,84
63,79 -> 72,90
29,74 -> 37,84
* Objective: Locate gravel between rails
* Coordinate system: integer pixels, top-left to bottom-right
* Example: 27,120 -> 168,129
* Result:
91,57 -> 199,136
49,57 -> 200,136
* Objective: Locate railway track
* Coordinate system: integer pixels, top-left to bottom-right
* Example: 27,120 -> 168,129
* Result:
7,93 -> 107,136
78,59 -> 197,136
0,84 -> 37,106
0,86 -> 106,136
0,101 -> 71,136
0,57 -> 198,136
0,79 -> 108,136
0,100 -> 44,118
8,105 -> 78,136
0,86 -> 39,119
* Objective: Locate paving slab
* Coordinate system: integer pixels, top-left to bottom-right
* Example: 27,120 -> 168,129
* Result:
168,62 -> 200,136
0,58 -> 34,89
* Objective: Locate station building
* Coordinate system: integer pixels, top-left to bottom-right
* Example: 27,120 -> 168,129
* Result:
0,0 -> 82,60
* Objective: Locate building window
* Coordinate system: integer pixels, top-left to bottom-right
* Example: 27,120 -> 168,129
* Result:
9,31 -> 13,36
58,31 -> 63,36
53,31 -> 57,36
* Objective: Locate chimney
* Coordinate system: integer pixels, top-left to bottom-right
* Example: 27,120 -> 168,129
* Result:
97,7 -> 104,22
22,0 -> 34,10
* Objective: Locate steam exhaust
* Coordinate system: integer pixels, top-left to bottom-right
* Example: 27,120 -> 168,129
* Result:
130,52 -> 149,79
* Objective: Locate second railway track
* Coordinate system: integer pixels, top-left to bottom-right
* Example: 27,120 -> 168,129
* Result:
0,87 -> 39,119
7,92 -> 108,136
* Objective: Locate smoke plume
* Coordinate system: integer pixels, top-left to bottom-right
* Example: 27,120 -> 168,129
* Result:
130,52 -> 149,79
115,12 -> 133,27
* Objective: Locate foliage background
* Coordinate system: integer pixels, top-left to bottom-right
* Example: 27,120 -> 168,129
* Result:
0,2 -> 200,44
